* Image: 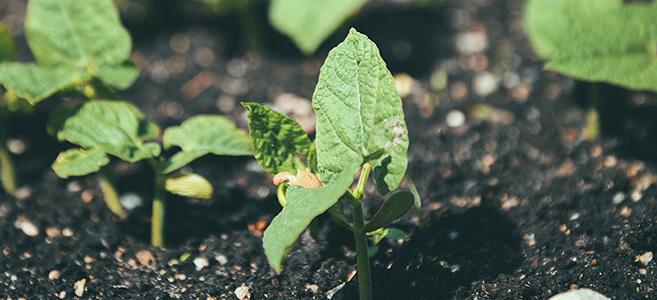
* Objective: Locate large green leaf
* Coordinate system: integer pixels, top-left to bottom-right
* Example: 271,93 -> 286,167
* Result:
242,102 -> 311,175
269,0 -> 367,55
161,115 -> 253,174
0,63 -> 83,104
263,165 -> 357,273
57,100 -> 161,163
524,0 -> 620,59
25,0 -> 137,88
52,147 -> 110,178
313,28 -> 408,193
361,190 -> 414,233
545,3 -> 657,92
0,23 -> 15,62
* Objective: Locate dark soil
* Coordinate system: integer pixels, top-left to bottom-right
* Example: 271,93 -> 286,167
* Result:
2,0 -> 657,299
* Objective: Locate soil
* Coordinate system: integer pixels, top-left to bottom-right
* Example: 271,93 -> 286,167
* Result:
2,0 -> 657,299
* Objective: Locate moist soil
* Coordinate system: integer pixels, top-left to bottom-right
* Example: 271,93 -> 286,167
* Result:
2,0 -> 657,299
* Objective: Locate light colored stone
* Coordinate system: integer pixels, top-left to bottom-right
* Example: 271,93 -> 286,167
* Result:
14,216 -> 39,237
473,71 -> 500,97
120,193 -> 142,210
74,278 -> 86,297
193,257 -> 209,271
234,284 -> 251,300
638,251 -> 653,266
48,270 -> 60,281
446,110 -> 465,128
549,289 -> 610,300
135,250 -> 156,266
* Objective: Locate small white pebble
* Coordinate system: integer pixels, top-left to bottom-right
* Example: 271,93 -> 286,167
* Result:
48,270 -> 60,281
74,278 -> 86,297
7,138 -> 27,155
234,284 -> 251,300
612,192 -> 625,205
62,228 -> 74,237
446,110 -> 466,128
193,257 -> 209,271
473,71 -> 500,97
120,193 -> 143,210
305,283 -> 319,293
638,251 -> 653,266
215,254 -> 228,266
14,216 -> 39,237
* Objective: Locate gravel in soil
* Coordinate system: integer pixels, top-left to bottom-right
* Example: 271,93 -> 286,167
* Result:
2,0 -> 657,299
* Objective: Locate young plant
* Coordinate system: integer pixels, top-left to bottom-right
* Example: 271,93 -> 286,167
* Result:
51,100 -> 253,247
269,0 -> 368,55
244,29 -> 413,300
0,0 -> 138,204
525,0 -> 657,138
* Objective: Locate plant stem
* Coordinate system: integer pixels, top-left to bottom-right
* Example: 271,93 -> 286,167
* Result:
99,167 -> 124,216
351,199 -> 373,300
585,83 -> 600,141
151,174 -> 166,247
0,105 -> 17,196
347,163 -> 373,300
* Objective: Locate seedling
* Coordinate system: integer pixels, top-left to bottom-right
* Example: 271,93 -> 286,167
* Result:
51,100 -> 253,246
0,0 -> 139,201
244,29 -> 413,300
525,0 -> 657,139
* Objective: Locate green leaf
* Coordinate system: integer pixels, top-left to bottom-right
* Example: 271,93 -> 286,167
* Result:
313,28 -> 408,192
328,200 -> 351,229
0,23 -> 16,62
52,147 -> 110,178
57,100 -> 161,163
545,3 -> 657,92
25,0 -> 137,88
162,115 -> 252,174
242,102 -> 312,175
165,173 -> 213,199
524,0 -> 620,58
0,63 -> 83,104
382,227 -> 408,240
361,190 -> 414,234
263,164 -> 357,273
269,0 -> 367,55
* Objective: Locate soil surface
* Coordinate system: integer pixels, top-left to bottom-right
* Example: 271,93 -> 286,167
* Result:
2,0 -> 657,299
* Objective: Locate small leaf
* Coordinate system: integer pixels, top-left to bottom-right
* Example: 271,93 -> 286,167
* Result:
263,163 -> 358,273
52,148 -> 110,178
0,23 -> 16,62
269,0 -> 367,55
0,63 -> 82,104
25,0 -> 136,89
161,115 -> 252,174
382,227 -> 408,240
313,29 -> 408,191
94,60 -> 140,90
545,3 -> 657,92
361,190 -> 414,234
57,100 -> 161,162
242,102 -> 311,175
524,0 -> 620,59
165,173 -> 213,199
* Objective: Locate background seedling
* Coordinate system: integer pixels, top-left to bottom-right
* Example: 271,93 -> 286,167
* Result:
245,29 -> 413,300
51,100 -> 253,247
0,0 -> 138,206
525,0 -> 657,139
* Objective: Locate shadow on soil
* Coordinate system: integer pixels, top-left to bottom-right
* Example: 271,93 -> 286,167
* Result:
342,199 -> 523,300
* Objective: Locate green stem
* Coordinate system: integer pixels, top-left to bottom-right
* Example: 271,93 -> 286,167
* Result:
585,84 -> 600,141
235,0 -> 265,53
351,199 -> 373,300
347,163 -> 374,300
0,105 -> 17,196
151,173 -> 166,247
99,167 -> 124,216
